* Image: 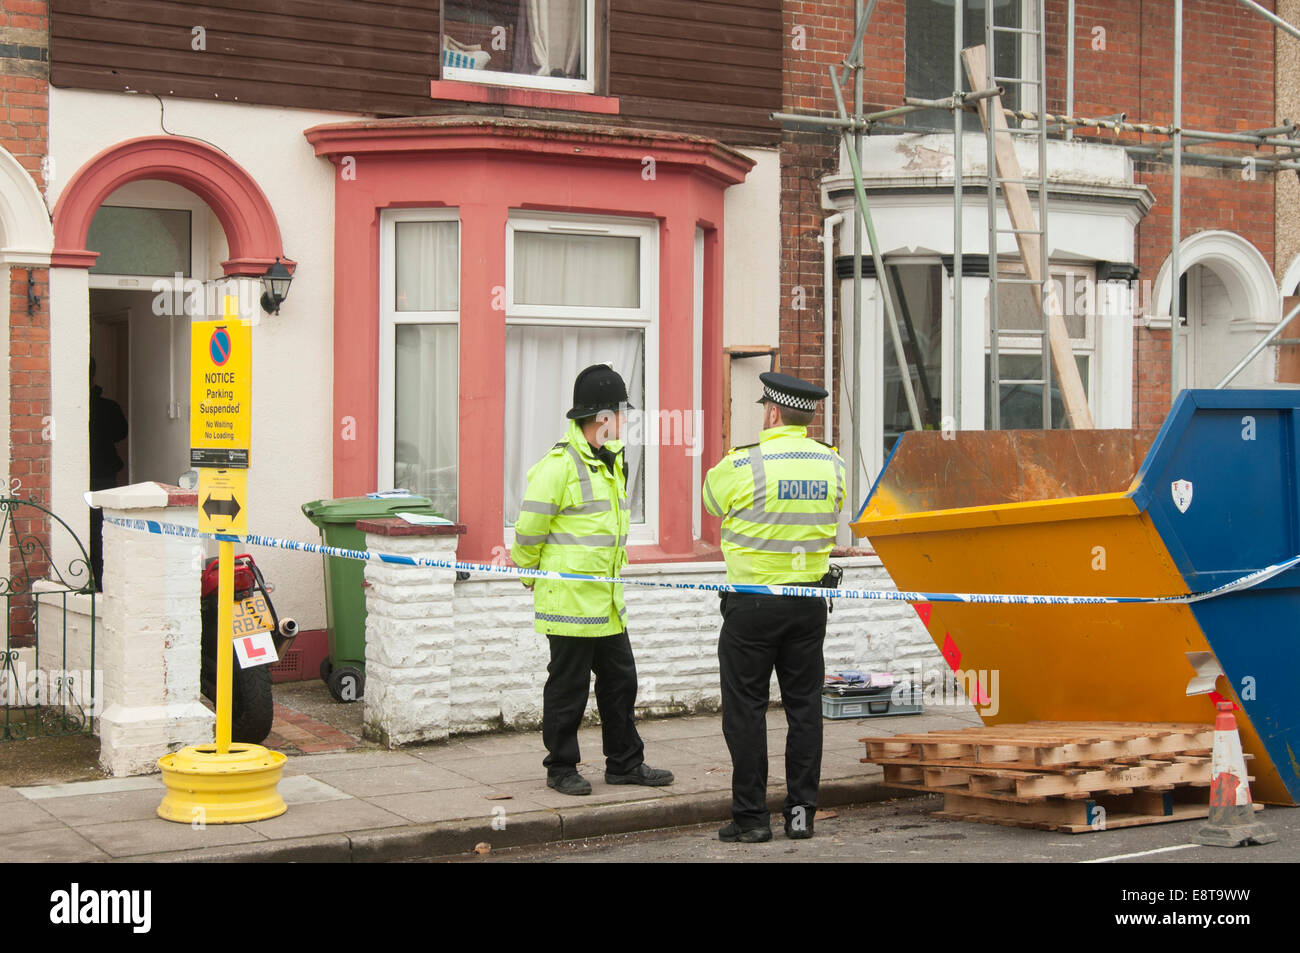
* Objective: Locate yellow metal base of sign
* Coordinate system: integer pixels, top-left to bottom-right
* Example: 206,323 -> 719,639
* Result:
156,743 -> 287,824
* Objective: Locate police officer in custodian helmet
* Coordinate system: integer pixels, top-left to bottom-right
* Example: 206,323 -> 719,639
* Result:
703,372 -> 845,842
511,364 -> 674,797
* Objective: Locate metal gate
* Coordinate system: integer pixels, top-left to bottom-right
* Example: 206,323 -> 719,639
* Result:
0,498 -> 97,741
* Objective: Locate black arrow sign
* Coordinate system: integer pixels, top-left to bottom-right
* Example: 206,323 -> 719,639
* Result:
203,495 -> 242,520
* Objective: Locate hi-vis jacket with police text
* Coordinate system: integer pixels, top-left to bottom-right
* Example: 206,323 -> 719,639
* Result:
510,419 -> 631,637
703,425 -> 845,585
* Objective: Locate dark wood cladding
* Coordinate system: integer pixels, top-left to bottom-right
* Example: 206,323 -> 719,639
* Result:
51,0 -> 440,116
609,0 -> 781,145
51,0 -> 781,146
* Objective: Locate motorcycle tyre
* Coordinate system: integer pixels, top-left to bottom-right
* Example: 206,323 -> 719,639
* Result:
229,661 -> 275,745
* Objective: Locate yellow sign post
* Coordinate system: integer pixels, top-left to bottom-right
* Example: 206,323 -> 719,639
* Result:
158,295 -> 286,824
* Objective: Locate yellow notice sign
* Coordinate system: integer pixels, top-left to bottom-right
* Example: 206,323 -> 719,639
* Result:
198,468 -> 249,535
191,307 -> 251,469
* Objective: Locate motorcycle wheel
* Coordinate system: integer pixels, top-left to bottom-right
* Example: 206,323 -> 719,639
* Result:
230,662 -> 275,744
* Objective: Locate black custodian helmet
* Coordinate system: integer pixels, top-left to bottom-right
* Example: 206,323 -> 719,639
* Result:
566,364 -> 633,419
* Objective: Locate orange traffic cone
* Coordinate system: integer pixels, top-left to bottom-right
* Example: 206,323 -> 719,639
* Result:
1194,702 -> 1276,848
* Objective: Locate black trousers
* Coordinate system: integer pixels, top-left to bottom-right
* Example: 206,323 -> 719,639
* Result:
718,591 -> 827,828
542,631 -> 645,776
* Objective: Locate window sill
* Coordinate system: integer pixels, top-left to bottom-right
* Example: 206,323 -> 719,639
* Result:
626,541 -> 723,565
429,79 -> 620,115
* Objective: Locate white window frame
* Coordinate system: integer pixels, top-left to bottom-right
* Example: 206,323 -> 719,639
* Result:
441,0 -> 597,95
879,256 -> 950,456
377,207 -> 461,496
504,210 -> 660,545
87,180 -> 211,291
982,262 -> 1098,427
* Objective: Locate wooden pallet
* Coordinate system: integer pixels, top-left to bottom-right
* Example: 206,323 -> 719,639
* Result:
860,721 -> 1228,833
880,756 -> 1211,802
862,721 -> 1215,768
935,790 -> 1210,834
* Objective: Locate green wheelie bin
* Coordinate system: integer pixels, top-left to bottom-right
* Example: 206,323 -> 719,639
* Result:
301,494 -> 440,702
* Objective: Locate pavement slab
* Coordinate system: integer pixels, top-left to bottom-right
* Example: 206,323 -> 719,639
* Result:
0,705 -> 985,862
0,827 -> 111,863
75,818 -> 268,858
306,762 -> 479,797
367,786 -> 550,824
249,799 -> 409,840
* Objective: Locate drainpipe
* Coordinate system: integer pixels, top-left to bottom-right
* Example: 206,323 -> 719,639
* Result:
821,212 -> 845,445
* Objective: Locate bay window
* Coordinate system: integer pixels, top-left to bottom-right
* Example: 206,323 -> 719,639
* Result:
503,212 -> 658,541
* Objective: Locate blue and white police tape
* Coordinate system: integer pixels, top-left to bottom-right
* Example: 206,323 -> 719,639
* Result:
101,515 -> 1300,607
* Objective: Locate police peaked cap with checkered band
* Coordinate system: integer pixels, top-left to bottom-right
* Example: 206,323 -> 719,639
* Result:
566,363 -> 635,419
756,371 -> 828,412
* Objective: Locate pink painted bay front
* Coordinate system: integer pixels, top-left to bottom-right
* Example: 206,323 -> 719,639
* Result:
305,117 -> 753,563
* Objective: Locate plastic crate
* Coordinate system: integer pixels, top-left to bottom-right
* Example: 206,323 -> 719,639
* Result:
821,687 -> 923,719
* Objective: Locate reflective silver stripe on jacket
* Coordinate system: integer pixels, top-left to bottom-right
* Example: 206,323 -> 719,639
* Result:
833,454 -> 845,510
720,529 -> 836,553
536,611 -> 616,626
563,500 -> 611,515
703,480 -> 722,517
748,446 -> 767,514
519,500 -> 559,516
564,444 -> 593,502
728,509 -> 839,526
514,532 -> 624,547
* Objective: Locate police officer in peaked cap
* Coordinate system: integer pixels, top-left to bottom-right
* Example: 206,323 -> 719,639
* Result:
511,364 -> 674,797
703,371 -> 846,842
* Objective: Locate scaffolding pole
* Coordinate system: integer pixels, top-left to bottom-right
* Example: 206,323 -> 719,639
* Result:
1217,301 -> 1300,389
851,0 -> 865,520
1238,0 -> 1300,43
829,63 -> 923,440
1066,0 -> 1075,142
769,0 -> 1299,477
953,0 -> 963,429
1171,0 -> 1183,406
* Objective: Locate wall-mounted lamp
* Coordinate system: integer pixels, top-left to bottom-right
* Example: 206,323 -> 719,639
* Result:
260,257 -> 293,314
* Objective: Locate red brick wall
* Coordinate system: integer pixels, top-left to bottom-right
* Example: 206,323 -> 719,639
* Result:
781,0 -> 904,441
781,0 -> 1277,435
1052,1 -> 1276,428
1,0 -> 51,639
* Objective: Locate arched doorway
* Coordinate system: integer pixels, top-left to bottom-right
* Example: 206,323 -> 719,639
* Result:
48,137 -> 290,569
1153,231 -> 1279,390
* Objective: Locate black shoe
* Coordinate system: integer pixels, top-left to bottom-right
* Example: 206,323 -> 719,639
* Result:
718,821 -> 773,843
547,772 -> 592,796
784,816 -> 815,840
605,763 -> 674,786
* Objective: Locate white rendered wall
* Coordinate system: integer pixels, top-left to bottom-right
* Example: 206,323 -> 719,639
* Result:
48,87 -> 355,631
723,147 -> 780,448
445,558 -> 942,734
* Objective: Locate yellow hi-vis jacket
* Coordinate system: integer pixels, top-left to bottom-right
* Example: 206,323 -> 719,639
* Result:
510,419 -> 630,637
703,425 -> 845,585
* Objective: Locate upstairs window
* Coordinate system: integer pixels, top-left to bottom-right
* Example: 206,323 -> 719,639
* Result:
905,0 -> 1023,130
441,0 -> 596,94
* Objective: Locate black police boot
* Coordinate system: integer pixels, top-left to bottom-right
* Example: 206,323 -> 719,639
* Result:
547,771 -> 592,796
784,815 -> 815,840
604,763 -> 674,786
718,821 -> 773,843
